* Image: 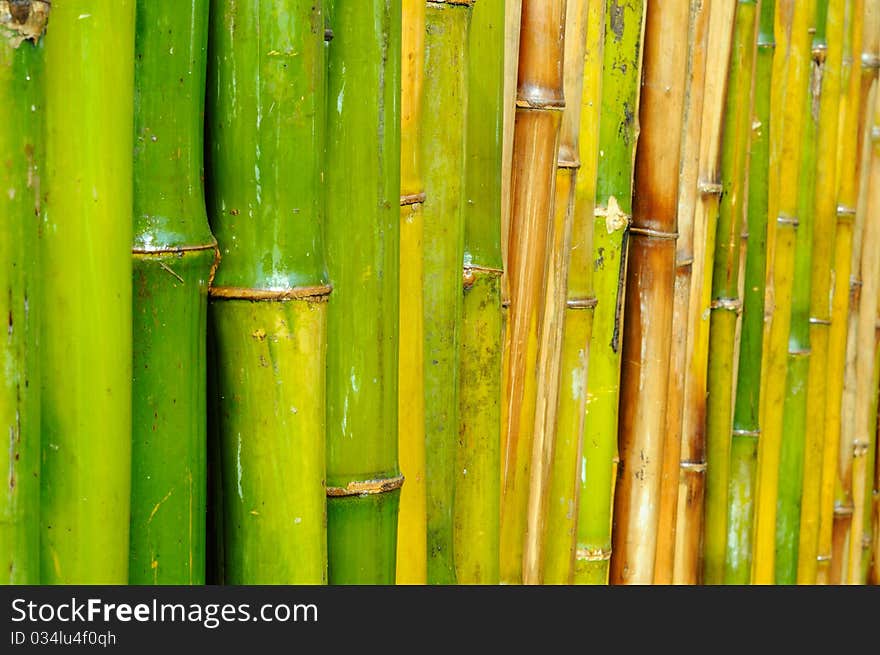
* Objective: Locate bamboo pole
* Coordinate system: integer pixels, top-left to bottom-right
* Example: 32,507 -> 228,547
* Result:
396,0 -> 427,586
40,0 -> 134,584
129,0 -> 214,586
774,0 -> 825,585
654,0 -> 712,585
672,0 -> 737,584
610,0 -> 689,585
751,0 -> 816,584
499,0 -> 566,585
207,0 -> 328,584
872,372 -> 880,584
702,0 -> 759,585
817,0 -> 862,584
543,0 -> 602,585
0,0 -> 46,585
324,0 -> 402,584
725,0 -> 776,584
500,0 -> 522,293
832,0 -> 878,582
455,0 -> 504,585
846,78 -> 880,584
573,0 -> 645,585
858,315 -> 880,581
422,0 -> 473,585
797,0 -> 847,585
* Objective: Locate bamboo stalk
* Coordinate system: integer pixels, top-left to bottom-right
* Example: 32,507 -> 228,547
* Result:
396,0 -> 427,586
672,0 -> 737,584
573,0 -> 645,585
751,0 -> 816,584
421,0 -> 473,585
817,0 -> 862,584
797,0 -> 847,585
40,0 -> 134,584
324,0 -> 402,584
129,0 -> 214,586
455,0 -> 504,585
207,0 -> 328,584
872,370 -> 880,584
832,0 -> 879,582
0,0 -> 46,585
500,0 -> 522,294
774,0 -> 825,585
858,314 -> 880,581
846,77 -> 880,584
499,0 -> 566,584
543,0 -> 602,585
610,0 -> 689,585
725,0 -> 776,584
654,0 -> 712,585
703,0 -> 759,585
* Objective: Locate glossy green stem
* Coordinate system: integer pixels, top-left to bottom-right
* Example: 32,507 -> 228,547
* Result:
0,5 -> 44,585
40,0 -> 135,584
129,0 -> 213,585
207,0 -> 328,584
703,0 -> 757,585
325,0 -> 401,584
726,0 -> 776,585
574,0 -> 644,585
456,0 -> 503,584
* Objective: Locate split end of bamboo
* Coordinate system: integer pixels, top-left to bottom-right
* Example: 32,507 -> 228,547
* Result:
0,0 -> 50,45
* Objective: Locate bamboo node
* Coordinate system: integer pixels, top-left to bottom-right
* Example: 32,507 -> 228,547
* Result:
0,0 -> 49,47
567,296 -> 598,310
811,45 -> 827,63
595,196 -> 630,233
675,256 -> 695,268
862,53 -> 880,70
698,181 -> 723,196
816,554 -> 832,562
710,297 -> 743,313
400,192 -> 426,206
132,243 -> 218,256
872,126 -> 880,143
836,205 -> 857,221
732,428 -> 760,438
852,440 -> 869,458
326,474 -> 404,497
575,546 -> 612,562
776,214 -> 799,228
833,503 -> 854,517
515,98 -> 565,111
628,226 -> 678,241
679,461 -> 706,472
808,317 -> 832,326
209,284 -> 332,302
788,347 -> 811,358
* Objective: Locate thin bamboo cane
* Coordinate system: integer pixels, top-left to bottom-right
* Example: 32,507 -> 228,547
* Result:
774,0 -> 825,585
455,0 -> 504,585
832,0 -> 879,582
725,0 -> 776,584
703,0 -> 759,585
751,0 -> 816,584
207,0 -> 328,584
858,315 -> 880,581
673,0 -> 737,584
846,78 -> 880,584
129,0 -> 214,586
325,0 -> 402,584
422,0 -> 473,585
797,0 -> 847,585
499,0 -> 566,585
543,0 -> 602,585
500,0 -> 522,290
610,0 -> 689,585
0,1 -> 46,585
817,0 -> 862,584
40,0 -> 134,584
396,0 -> 427,586
654,0 -> 712,585
872,369 -> 880,584
573,0 -> 645,585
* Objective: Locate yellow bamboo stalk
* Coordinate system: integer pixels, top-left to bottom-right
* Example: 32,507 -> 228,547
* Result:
654,0 -> 712,584
500,0 -> 523,292
672,0 -> 737,584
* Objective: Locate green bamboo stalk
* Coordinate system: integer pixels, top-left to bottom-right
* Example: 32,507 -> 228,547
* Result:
40,0 -> 134,584
774,0 -> 825,585
421,0 -> 472,585
129,0 -> 214,586
455,0 -> 503,585
725,0 -> 776,584
325,0 -> 401,584
207,0 -> 328,584
573,0 -> 645,586
543,0 -> 602,585
797,0 -> 846,585
703,0 -> 758,585
0,1 -> 46,585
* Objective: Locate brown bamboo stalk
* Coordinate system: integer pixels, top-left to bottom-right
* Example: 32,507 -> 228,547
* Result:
500,0 -> 523,295
654,0 -> 713,584
500,0 -> 567,585
672,0 -> 738,584
610,0 -> 691,585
